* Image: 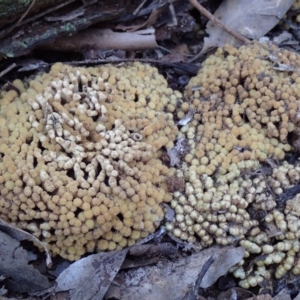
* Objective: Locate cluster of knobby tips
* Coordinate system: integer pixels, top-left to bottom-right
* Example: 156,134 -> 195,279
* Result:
165,41 -> 300,287
0,62 -> 180,260
2,42 -> 300,287
287,1 -> 300,22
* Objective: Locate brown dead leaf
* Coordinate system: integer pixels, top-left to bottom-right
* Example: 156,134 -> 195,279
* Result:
265,222 -> 282,238
273,31 -> 294,44
113,246 -> 244,300
0,231 -> 50,293
129,243 -> 178,258
121,256 -> 160,269
161,44 -> 190,63
273,288 -> 292,300
0,219 -> 52,267
105,284 -> 121,299
116,6 -> 165,32
201,0 -> 294,54
55,249 -> 128,300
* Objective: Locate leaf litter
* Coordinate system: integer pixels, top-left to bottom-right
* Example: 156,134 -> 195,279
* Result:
199,0 -> 295,55
54,250 -> 128,300
0,231 -> 50,294
0,219 -> 52,267
111,246 -> 244,300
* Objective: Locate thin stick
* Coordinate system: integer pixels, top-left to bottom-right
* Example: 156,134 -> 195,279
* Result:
133,0 -> 147,15
0,0 -> 36,39
0,63 -> 16,78
16,0 -> 36,27
19,0 -> 76,27
184,255 -> 215,300
0,0 -> 76,39
189,0 -> 250,44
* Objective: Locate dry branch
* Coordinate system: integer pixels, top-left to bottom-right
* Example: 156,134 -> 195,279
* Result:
43,28 -> 158,52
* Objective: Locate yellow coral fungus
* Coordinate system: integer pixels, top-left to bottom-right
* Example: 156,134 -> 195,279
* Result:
165,42 -> 300,287
182,42 -> 300,179
0,62 -> 180,260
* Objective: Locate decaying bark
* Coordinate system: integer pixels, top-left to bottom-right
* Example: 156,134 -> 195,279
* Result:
0,0 -> 65,25
0,0 -> 132,58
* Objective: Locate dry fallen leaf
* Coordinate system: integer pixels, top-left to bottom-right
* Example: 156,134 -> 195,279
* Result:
129,243 -> 178,257
201,0 -> 294,54
113,246 -> 244,300
0,231 -> 50,293
0,276 -> 7,297
273,288 -> 292,300
273,31 -> 294,45
16,58 -> 48,72
265,222 -> 282,238
116,6 -> 165,32
55,249 -> 128,300
0,219 -> 52,267
161,44 -> 190,63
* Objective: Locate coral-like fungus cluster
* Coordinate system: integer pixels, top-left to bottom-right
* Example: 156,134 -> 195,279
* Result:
0,62 -> 180,260
183,42 -> 300,177
4,39 -> 300,288
232,162 -> 300,288
166,41 -> 300,286
291,0 -> 300,13
282,1 -> 300,29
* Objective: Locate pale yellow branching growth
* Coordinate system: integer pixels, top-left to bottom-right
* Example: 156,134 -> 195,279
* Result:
0,62 -> 180,260
166,41 -> 300,288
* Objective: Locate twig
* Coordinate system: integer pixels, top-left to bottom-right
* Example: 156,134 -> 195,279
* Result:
184,255 -> 215,300
45,28 -> 158,50
0,0 -> 36,39
45,7 -> 84,22
167,2 -> 178,27
116,0 -> 167,22
189,0 -> 250,44
133,0 -> 147,15
19,0 -> 77,27
16,0 -> 36,27
0,0 -> 76,39
0,63 -> 16,78
189,0 -> 250,62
